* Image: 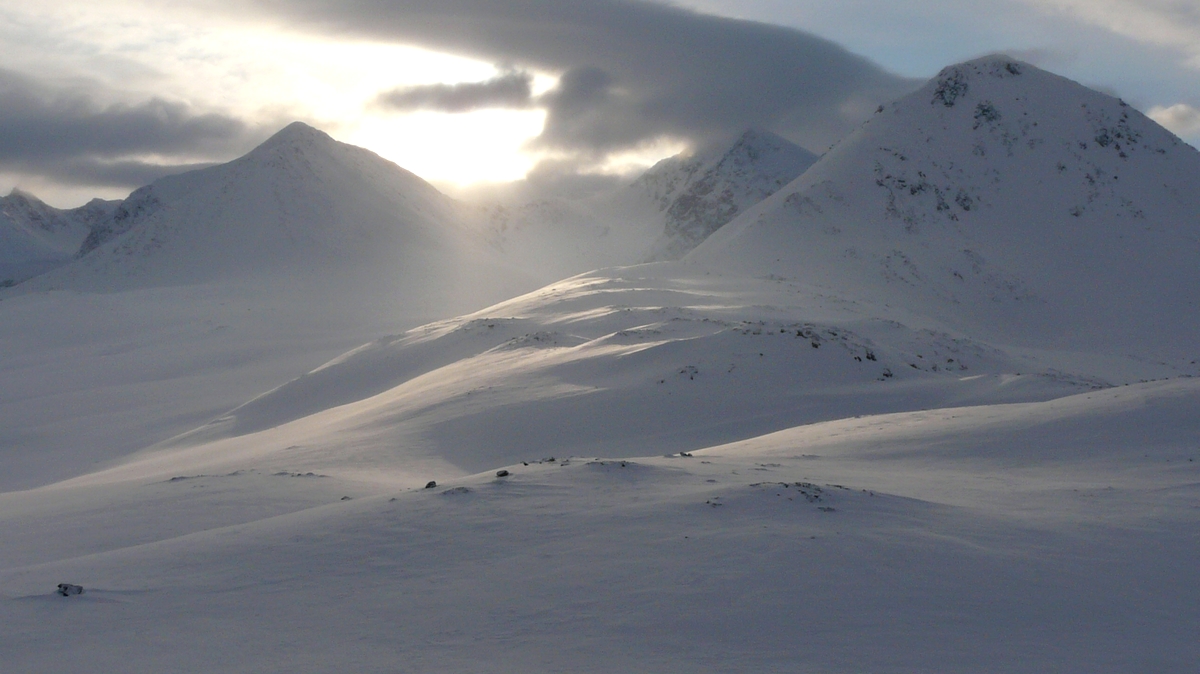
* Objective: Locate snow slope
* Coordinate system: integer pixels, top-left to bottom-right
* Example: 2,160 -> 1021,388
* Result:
693,56 -> 1200,362
2,378 -> 1196,672
0,190 -> 116,284
80,264 -> 1169,490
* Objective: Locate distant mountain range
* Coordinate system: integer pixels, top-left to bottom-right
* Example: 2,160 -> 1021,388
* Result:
5,56 -> 1198,376
5,124 -> 818,294
0,190 -> 117,285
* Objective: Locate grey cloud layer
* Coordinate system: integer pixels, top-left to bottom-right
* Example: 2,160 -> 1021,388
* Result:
375,70 -> 534,112
241,0 -> 919,154
0,68 -> 257,188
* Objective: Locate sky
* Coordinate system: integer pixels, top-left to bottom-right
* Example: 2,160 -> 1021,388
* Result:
2,0 -> 1198,207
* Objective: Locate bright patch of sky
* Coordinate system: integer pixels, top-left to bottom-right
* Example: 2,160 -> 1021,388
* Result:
0,1 -> 554,202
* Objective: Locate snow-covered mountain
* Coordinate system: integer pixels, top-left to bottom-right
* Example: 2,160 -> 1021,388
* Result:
0,123 -> 544,490
4,57 -> 1200,672
472,129 -> 817,277
639,129 -> 818,259
131,56 -> 1200,483
692,56 -> 1200,364
19,122 -> 535,308
0,190 -> 117,284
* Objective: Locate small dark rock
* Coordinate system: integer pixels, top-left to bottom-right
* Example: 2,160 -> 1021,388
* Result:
425,481 -> 437,489
57,583 -> 84,596
340,496 -> 352,501
496,469 -> 510,477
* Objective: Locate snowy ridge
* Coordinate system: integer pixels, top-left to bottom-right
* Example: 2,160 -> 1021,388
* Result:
136,266 -> 1150,483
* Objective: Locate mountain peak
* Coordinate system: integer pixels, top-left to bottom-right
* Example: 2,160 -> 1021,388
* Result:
640,128 -> 818,260
252,121 -> 338,153
3,187 -> 46,208
692,56 -> 1200,350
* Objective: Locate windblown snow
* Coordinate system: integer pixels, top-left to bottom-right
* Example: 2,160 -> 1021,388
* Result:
1,56 -> 1197,673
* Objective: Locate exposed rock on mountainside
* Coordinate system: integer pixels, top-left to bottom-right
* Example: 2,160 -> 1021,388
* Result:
641,129 -> 818,260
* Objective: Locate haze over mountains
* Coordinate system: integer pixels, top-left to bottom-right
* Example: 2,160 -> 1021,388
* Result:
2,56 -> 1198,672
467,128 -> 817,279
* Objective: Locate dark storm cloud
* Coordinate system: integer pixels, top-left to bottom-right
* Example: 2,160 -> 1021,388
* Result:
0,68 -> 256,188
238,0 -> 919,154
375,69 -> 534,112
47,158 -> 220,188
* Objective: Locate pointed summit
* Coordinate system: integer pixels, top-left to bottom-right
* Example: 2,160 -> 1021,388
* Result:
22,121 -> 513,296
248,121 -> 338,154
640,128 -> 818,260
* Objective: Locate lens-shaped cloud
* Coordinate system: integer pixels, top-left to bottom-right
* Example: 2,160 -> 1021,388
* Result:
374,69 -> 534,113
249,0 -> 918,156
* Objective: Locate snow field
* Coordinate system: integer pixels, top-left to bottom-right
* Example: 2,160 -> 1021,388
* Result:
2,379 -> 1197,672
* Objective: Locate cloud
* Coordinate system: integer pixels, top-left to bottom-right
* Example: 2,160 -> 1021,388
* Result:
239,0 -> 918,157
1148,103 -> 1200,138
0,67 -> 259,189
375,69 -> 534,112
1019,0 -> 1200,64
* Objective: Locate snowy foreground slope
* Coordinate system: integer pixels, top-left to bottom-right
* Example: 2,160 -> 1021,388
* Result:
2,378 -> 1197,672
2,265 -> 1196,672
2,56 -> 1199,672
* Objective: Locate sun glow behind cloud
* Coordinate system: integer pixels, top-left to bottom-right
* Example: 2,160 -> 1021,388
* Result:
0,1 -> 569,200
348,109 -> 548,186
